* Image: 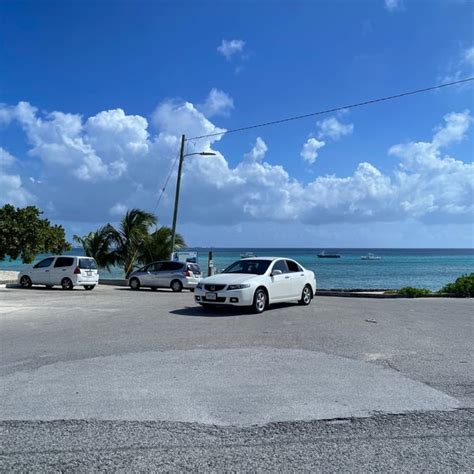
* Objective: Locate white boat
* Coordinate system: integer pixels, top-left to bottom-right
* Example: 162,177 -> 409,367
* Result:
240,252 -> 256,259
361,253 -> 381,260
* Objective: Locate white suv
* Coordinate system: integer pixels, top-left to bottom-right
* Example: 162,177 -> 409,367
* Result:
18,256 -> 99,290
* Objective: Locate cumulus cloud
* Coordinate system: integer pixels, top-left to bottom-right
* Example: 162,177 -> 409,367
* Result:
198,88 -> 234,117
0,99 -> 472,229
440,44 -> 474,86
317,117 -> 354,141
463,46 -> 474,66
217,39 -> 245,60
0,147 -> 35,207
384,0 -> 402,12
300,138 -> 325,164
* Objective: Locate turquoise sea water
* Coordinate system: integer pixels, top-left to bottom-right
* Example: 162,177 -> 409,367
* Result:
1,248 -> 473,290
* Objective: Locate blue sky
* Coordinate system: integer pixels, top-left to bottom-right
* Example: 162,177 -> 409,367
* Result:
0,0 -> 473,247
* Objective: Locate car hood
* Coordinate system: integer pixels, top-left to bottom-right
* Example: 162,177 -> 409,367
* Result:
201,273 -> 257,285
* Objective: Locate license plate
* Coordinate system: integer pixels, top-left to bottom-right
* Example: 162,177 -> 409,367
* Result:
206,293 -> 217,300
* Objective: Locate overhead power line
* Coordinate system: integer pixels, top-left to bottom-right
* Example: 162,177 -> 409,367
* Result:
152,149 -> 181,213
187,77 -> 474,141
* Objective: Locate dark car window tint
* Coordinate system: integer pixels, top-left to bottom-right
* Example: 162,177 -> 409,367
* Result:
187,264 -> 201,274
79,258 -> 98,269
161,261 -> 183,271
146,263 -> 162,272
34,257 -> 55,269
223,259 -> 271,275
54,257 -> 74,268
272,260 -> 289,274
286,260 -> 301,272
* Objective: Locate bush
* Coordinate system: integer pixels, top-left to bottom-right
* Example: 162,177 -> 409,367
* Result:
440,273 -> 474,297
397,287 -> 431,298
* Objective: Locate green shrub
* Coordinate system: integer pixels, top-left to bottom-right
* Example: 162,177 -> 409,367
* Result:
397,287 -> 431,298
440,273 -> 474,297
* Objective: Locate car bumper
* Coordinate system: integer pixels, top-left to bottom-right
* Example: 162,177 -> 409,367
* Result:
194,287 -> 254,306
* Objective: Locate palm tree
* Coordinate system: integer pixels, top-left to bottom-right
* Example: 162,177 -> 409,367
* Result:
73,225 -> 116,270
141,226 -> 186,264
107,208 -> 157,277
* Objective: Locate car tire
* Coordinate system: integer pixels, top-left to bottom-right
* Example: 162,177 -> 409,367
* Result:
84,285 -> 95,291
252,287 -> 267,314
170,280 -> 183,292
129,278 -> 140,290
46,285 -> 53,289
20,275 -> 32,289
299,284 -> 312,305
190,288 -> 195,293
61,278 -> 74,290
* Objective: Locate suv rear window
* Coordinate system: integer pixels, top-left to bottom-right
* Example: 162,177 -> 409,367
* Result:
54,257 -> 74,268
187,264 -> 201,274
79,258 -> 98,270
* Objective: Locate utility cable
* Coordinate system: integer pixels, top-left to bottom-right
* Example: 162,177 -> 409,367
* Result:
187,77 -> 474,141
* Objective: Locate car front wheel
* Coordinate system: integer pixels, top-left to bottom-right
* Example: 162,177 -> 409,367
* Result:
299,285 -> 312,305
252,288 -> 267,314
129,278 -> 140,290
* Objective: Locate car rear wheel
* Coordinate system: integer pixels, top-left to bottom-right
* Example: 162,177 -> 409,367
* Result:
129,278 -> 140,290
299,284 -> 312,305
252,288 -> 267,314
170,280 -> 183,292
20,275 -> 32,289
61,278 -> 73,290
84,285 -> 95,291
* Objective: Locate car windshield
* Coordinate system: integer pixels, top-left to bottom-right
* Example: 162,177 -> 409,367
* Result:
222,259 -> 271,275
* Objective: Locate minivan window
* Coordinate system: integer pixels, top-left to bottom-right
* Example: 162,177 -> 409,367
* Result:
54,257 -> 74,268
161,261 -> 183,271
79,258 -> 98,270
34,257 -> 55,269
187,264 -> 201,274
146,262 -> 163,272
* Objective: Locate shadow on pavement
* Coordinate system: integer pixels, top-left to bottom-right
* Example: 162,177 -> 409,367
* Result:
170,306 -> 251,317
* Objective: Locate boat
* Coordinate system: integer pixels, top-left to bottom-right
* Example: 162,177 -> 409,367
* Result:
317,250 -> 341,258
240,251 -> 256,259
361,253 -> 381,260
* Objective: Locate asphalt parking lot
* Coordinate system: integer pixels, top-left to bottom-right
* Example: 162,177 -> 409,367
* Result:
0,285 -> 473,470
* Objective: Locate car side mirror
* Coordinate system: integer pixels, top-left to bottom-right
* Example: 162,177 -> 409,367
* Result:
272,269 -> 282,276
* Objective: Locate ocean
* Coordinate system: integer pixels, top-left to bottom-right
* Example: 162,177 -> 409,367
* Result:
1,248 -> 473,290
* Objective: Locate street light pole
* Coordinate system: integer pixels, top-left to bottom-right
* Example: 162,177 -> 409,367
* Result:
170,134 -> 186,259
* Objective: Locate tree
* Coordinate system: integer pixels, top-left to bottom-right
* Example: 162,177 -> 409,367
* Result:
73,224 -> 116,270
0,204 -> 71,263
141,226 -> 186,264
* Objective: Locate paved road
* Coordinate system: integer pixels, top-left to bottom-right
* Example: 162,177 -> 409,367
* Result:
0,285 -> 472,470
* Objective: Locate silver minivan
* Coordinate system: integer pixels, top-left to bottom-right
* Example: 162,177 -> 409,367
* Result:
128,261 -> 202,292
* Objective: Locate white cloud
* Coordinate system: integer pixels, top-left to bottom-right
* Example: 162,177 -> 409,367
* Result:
300,138 -> 325,164
464,46 -> 474,66
109,203 -> 127,216
384,0 -> 402,12
317,117 -> 354,141
0,99 -> 472,230
0,147 -> 35,207
199,89 -> 234,117
217,39 -> 245,60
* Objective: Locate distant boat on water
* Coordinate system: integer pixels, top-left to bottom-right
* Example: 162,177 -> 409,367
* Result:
240,251 -> 257,259
361,253 -> 381,260
317,250 -> 341,258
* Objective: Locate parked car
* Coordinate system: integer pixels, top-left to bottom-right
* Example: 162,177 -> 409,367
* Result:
128,261 -> 202,292
18,256 -> 99,290
194,257 -> 316,313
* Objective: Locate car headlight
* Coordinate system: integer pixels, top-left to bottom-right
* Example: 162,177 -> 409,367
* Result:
196,282 -> 203,289
227,284 -> 251,290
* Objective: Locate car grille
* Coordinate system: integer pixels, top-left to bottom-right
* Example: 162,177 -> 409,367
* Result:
204,284 -> 226,291
202,296 -> 226,303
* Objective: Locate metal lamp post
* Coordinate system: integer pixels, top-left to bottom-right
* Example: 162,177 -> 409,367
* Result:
169,134 -> 216,259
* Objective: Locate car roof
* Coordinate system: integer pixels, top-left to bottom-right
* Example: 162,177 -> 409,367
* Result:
240,256 -> 288,261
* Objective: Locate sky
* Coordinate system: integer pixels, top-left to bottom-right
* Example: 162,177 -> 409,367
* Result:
0,0 -> 473,248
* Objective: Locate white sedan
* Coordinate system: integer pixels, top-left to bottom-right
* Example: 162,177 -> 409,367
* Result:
194,257 -> 317,313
